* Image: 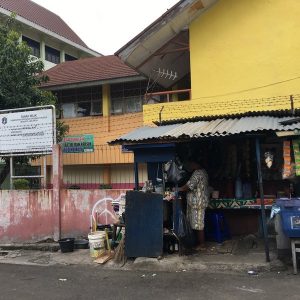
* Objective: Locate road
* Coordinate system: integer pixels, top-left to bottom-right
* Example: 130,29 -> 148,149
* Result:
0,264 -> 299,300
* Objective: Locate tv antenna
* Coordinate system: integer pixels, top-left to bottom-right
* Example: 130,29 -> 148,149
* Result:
152,68 -> 178,81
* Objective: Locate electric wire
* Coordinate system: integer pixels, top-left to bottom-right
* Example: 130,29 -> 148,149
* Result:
190,76 -> 300,100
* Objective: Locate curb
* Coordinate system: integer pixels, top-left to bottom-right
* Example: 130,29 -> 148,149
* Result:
0,243 -> 60,252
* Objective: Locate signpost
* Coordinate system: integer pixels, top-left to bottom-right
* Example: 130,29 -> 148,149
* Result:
0,106 -> 56,189
0,107 -> 55,155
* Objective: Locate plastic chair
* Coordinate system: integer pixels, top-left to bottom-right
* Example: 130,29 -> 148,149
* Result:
205,211 -> 231,243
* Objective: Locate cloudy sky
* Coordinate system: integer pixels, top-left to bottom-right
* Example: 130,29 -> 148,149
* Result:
32,0 -> 179,55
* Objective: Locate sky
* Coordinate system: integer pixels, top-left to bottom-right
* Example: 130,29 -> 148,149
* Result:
32,0 -> 179,55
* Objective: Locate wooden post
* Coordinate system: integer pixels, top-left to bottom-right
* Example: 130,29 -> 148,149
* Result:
134,162 -> 139,190
52,144 -> 63,241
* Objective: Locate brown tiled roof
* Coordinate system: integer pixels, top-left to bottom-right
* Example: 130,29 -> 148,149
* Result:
41,56 -> 140,88
0,0 -> 87,47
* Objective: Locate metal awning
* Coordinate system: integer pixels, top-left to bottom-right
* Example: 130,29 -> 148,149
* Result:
110,116 -> 300,144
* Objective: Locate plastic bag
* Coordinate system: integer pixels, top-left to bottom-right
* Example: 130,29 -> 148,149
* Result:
177,210 -> 195,248
164,159 -> 187,184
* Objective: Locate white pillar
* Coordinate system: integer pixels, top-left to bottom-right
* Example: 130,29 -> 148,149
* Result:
60,49 -> 65,63
40,39 -> 45,61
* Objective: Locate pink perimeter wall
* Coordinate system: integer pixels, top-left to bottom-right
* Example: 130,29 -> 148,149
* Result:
0,189 -> 127,243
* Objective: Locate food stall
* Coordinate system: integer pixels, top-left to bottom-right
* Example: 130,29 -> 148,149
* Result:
111,116 -> 300,260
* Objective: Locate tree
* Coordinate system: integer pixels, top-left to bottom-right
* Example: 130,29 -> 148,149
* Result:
0,15 -> 55,109
0,15 -> 68,187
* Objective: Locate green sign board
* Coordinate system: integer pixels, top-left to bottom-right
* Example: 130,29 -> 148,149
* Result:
62,134 -> 94,153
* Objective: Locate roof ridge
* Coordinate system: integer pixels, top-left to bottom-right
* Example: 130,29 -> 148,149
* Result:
28,0 -> 86,45
0,0 -> 88,48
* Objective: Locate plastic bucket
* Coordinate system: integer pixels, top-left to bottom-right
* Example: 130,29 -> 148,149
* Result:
88,231 -> 106,258
74,239 -> 89,249
58,238 -> 75,253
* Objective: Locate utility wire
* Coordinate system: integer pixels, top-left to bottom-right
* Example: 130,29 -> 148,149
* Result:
190,75 -> 300,100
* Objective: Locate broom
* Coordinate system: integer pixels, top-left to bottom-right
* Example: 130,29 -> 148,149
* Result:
114,234 -> 126,265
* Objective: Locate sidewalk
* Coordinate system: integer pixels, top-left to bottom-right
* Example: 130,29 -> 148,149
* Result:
0,236 -> 290,274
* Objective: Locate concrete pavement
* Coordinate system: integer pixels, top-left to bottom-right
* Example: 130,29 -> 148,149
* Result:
0,236 -> 292,274
0,263 -> 299,300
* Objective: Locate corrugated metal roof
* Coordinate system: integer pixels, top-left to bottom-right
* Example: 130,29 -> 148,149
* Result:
110,116 -> 300,144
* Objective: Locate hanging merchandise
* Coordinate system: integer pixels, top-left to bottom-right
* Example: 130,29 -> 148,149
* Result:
164,159 -> 187,184
282,140 -> 293,179
264,151 -> 274,168
292,139 -> 300,176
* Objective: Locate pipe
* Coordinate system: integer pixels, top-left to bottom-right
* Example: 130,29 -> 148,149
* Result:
255,138 -> 270,262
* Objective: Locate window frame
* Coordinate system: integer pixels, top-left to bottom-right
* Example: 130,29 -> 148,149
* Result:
57,87 -> 103,118
110,80 -> 147,115
45,45 -> 60,64
65,53 -> 77,61
22,36 -> 40,58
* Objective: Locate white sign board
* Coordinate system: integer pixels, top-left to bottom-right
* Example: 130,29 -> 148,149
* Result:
0,109 -> 54,154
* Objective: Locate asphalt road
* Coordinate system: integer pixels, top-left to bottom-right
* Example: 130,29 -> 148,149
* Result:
0,264 -> 299,300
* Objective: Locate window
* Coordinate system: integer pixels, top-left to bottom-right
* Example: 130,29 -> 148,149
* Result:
77,102 -> 91,117
61,103 -> 76,118
91,100 -> 102,115
45,46 -> 60,64
57,86 -> 102,118
65,54 -> 77,61
110,81 -> 148,115
22,36 -> 40,58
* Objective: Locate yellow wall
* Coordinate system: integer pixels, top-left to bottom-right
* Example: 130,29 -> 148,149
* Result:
60,112 -> 143,165
49,163 -> 148,186
143,0 -> 300,124
111,163 -> 148,184
63,165 -> 105,185
190,0 -> 300,101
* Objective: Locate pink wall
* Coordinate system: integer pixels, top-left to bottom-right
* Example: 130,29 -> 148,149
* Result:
0,189 -> 127,243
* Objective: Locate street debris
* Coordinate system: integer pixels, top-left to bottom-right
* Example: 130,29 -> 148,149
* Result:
236,286 -> 264,293
247,270 -> 258,275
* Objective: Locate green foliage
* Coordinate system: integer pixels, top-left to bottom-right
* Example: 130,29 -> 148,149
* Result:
68,185 -> 81,189
0,15 -> 69,186
0,15 -> 55,110
99,184 -> 112,189
57,120 -> 69,143
13,178 -> 30,190
0,15 -> 69,142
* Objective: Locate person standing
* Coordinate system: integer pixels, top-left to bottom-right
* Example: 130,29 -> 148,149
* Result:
178,158 -> 209,250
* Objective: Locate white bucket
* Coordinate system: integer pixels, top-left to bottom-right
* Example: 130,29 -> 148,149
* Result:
88,231 -> 106,258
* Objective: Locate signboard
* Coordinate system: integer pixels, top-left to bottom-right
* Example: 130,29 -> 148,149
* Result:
291,216 -> 300,230
0,108 -> 54,154
62,134 -> 94,153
